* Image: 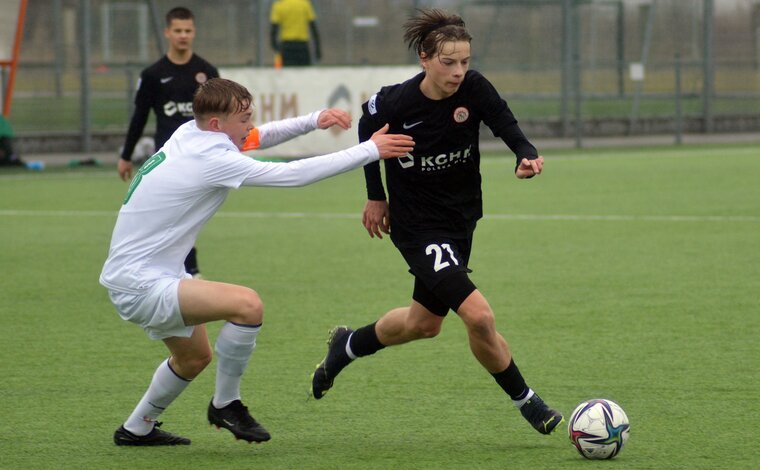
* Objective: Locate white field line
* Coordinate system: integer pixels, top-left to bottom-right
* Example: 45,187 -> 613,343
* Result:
0,209 -> 758,223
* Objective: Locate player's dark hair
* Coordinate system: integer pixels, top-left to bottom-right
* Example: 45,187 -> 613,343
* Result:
193,78 -> 252,120
166,7 -> 194,26
403,8 -> 471,58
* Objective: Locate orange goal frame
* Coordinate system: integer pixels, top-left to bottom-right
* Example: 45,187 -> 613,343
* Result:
1,0 -> 28,117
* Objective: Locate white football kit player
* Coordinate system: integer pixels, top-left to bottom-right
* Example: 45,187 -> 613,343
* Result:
101,111 -> 378,338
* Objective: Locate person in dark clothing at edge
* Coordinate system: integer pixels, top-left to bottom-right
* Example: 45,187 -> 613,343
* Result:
311,8 -> 564,437
118,6 -> 218,278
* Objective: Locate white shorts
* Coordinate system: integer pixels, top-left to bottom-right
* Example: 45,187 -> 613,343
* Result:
107,275 -> 194,340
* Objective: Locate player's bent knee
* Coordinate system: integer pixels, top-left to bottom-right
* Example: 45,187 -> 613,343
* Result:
409,316 -> 442,339
413,323 -> 441,339
191,352 -> 213,372
461,308 -> 496,338
235,288 -> 264,325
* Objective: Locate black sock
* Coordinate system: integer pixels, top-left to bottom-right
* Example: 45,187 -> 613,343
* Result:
349,322 -> 386,357
491,359 -> 529,401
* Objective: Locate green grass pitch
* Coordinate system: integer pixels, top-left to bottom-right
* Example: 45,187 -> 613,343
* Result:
1,143 -> 758,468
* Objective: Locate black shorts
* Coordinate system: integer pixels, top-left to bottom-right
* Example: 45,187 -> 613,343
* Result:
397,236 -> 477,317
281,41 -> 311,66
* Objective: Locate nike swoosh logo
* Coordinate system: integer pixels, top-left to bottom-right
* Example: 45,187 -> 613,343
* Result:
402,121 -> 423,129
160,77 -> 173,84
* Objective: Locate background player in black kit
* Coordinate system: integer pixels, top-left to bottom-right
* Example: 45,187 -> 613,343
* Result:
118,6 -> 219,278
311,8 -> 564,436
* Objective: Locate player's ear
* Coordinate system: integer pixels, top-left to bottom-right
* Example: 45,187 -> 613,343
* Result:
206,116 -> 222,131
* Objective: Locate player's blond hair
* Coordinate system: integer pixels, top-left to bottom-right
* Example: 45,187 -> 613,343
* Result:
403,8 -> 472,59
193,78 -> 252,121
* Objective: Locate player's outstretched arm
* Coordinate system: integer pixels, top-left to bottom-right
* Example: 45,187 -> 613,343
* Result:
515,155 -> 544,179
369,124 -> 414,160
239,124 -> 412,188
253,109 -> 347,150
316,108 -> 351,130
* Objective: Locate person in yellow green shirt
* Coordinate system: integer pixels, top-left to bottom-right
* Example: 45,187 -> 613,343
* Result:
270,0 -> 321,66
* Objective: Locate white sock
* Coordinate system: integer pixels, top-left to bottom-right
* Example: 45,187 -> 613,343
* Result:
513,388 -> 535,409
124,359 -> 191,435
213,322 -> 260,409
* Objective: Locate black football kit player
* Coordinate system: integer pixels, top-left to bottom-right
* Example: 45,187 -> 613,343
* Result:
121,54 -> 219,161
360,69 -> 538,247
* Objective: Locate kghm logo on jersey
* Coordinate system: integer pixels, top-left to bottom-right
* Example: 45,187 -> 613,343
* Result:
398,153 -> 414,169
453,106 -> 470,123
163,101 -> 193,117
398,145 -> 473,172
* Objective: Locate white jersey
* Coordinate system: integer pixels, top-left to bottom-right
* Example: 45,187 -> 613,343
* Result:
100,116 -> 379,294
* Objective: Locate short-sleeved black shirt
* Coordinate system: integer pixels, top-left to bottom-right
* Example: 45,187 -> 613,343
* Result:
121,54 -> 219,160
359,70 -> 537,246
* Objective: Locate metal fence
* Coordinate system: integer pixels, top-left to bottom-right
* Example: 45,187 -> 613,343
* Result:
3,0 -> 760,152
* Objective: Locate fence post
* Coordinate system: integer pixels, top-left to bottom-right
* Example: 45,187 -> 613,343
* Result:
79,0 -> 91,153
1,68 -> 5,107
674,53 -> 682,145
628,0 -> 657,135
147,0 -> 164,56
561,0 -> 573,138
53,0 -> 64,98
616,0 -> 625,98
256,0 -> 267,66
573,3 -> 583,148
574,52 -> 583,149
702,0 -> 714,133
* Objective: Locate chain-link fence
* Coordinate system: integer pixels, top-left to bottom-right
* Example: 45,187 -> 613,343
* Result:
3,0 -> 760,152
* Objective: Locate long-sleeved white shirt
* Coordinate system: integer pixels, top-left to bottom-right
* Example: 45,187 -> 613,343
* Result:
100,115 -> 378,293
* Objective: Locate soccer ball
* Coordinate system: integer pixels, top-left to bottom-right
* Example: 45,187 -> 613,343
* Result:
568,399 -> 630,460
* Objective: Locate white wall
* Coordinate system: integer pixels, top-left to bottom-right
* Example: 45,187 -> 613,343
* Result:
220,66 -> 419,158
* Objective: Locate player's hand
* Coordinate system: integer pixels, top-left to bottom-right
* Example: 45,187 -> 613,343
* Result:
118,159 -> 133,182
363,199 -> 390,239
370,124 -> 414,160
515,155 -> 544,179
316,108 -> 351,130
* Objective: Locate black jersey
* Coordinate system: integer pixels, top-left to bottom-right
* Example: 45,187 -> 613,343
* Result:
359,70 -> 537,245
121,54 -> 219,160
